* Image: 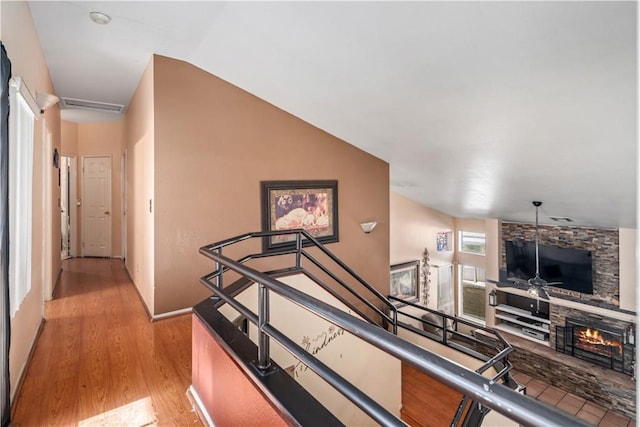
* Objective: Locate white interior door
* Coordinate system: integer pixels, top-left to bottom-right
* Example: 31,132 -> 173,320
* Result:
82,156 -> 112,257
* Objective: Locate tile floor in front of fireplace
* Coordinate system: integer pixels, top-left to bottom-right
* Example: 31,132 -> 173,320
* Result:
511,371 -> 636,427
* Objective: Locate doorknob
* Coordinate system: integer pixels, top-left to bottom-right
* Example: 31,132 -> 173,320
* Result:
104,211 -> 110,215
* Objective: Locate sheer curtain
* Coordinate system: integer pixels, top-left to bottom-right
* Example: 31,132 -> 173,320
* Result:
1,41 -> 12,427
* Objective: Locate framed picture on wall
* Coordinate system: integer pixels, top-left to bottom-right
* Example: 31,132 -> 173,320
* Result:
261,180 -> 338,251
390,260 -> 420,301
437,231 -> 452,252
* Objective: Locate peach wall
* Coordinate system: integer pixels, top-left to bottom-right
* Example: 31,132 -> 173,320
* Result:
390,192 -> 455,267
123,59 -> 155,315
151,55 -> 389,315
390,192 -> 455,309
61,120 -> 78,156
77,122 -> 124,258
1,0 -> 61,399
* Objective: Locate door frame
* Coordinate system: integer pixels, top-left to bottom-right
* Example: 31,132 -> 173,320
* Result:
81,155 -> 112,258
42,120 -> 53,301
59,155 -> 69,260
68,156 -> 78,257
59,155 -> 78,259
121,150 -> 127,261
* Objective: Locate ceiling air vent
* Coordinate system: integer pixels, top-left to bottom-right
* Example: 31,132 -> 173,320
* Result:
550,216 -> 573,223
59,97 -> 125,114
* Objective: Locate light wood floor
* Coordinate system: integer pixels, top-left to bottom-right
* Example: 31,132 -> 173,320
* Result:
11,258 -> 199,426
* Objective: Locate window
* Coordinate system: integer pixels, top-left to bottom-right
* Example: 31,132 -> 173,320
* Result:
8,77 -> 37,317
457,265 -> 486,323
459,231 -> 486,255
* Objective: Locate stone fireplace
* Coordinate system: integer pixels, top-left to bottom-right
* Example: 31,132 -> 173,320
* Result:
550,305 -> 635,374
556,317 -> 633,376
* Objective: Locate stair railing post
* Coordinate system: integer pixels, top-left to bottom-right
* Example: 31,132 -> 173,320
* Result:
295,232 -> 302,269
257,282 -> 271,370
442,316 -> 448,345
392,306 -> 398,334
214,248 -> 222,289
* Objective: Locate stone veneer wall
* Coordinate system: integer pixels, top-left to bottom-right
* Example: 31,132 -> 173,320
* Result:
500,222 -> 619,305
508,345 -> 636,419
475,332 -> 636,418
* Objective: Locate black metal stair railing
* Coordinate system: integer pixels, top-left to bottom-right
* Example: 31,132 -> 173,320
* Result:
198,230 -> 590,427
389,296 -> 517,426
200,229 -> 399,332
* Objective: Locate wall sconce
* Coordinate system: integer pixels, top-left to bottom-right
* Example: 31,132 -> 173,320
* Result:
488,289 -> 497,307
36,91 -> 59,113
625,324 -> 635,346
360,221 -> 377,234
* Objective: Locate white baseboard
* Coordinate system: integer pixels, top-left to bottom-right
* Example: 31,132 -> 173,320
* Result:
187,385 -> 214,427
152,307 -> 192,321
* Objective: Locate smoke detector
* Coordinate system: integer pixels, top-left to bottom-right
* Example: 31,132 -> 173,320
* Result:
89,11 -> 112,25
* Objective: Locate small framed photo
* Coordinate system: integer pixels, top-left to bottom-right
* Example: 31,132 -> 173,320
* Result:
261,180 -> 338,251
390,260 -> 420,301
437,231 -> 452,252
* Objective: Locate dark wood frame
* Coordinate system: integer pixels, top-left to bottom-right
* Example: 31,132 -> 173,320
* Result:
261,180 -> 338,251
390,260 -> 420,302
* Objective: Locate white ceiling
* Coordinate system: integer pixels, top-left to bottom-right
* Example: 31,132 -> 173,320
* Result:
28,1 -> 637,228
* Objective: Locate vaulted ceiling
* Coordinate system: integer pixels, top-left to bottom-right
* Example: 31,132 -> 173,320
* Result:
28,1 -> 637,228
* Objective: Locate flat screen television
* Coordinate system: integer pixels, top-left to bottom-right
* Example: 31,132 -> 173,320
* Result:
504,240 -> 594,295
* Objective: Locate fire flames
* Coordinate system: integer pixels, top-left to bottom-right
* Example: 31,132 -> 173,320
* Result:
577,328 -> 622,355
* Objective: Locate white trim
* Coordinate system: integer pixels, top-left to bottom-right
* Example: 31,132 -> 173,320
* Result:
121,150 -> 127,261
9,77 -> 39,116
68,156 -> 78,257
152,307 -> 192,321
8,78 -> 36,317
187,385 -> 214,427
42,122 -> 53,302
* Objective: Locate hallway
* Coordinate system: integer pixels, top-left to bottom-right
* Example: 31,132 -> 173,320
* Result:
11,258 -> 199,426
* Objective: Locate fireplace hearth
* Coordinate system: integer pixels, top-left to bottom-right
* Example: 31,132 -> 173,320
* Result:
556,318 -> 634,376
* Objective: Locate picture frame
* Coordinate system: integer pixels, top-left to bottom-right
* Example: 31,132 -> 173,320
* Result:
261,180 -> 338,251
437,231 -> 452,252
390,260 -> 420,301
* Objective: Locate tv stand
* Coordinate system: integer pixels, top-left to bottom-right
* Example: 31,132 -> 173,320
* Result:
494,304 -> 550,344
492,289 -> 550,345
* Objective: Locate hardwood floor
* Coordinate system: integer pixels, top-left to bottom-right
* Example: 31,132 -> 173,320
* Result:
11,258 -> 199,426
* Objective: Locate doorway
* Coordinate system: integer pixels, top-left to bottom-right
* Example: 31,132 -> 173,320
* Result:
121,150 -> 127,262
60,156 -> 71,260
82,156 -> 112,257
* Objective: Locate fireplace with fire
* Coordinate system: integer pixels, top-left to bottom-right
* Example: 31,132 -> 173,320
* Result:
556,318 -> 634,376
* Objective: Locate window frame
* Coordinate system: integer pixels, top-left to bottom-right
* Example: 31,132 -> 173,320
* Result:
8,77 -> 38,318
456,264 -> 487,325
458,231 -> 486,256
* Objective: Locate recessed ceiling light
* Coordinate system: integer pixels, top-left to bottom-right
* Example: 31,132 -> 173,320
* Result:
89,11 -> 111,25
